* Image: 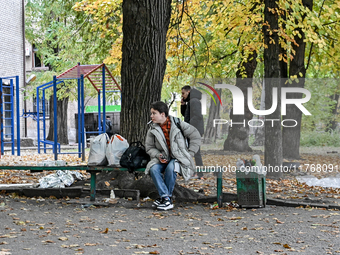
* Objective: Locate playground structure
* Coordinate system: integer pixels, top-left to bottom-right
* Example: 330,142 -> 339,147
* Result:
0,63 -> 121,161
37,63 -> 121,161
0,75 -> 21,156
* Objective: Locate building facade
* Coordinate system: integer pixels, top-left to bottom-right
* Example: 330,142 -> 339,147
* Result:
0,0 -> 25,142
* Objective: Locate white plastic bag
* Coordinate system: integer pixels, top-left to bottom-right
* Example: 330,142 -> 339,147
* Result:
106,134 -> 129,166
88,133 -> 109,166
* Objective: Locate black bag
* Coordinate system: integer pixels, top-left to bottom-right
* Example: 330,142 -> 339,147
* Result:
119,141 -> 150,173
174,117 -> 188,147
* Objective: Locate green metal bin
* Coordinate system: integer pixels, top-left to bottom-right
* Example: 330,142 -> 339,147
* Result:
236,169 -> 266,208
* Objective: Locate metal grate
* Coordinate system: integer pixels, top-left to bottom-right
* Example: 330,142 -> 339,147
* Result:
236,170 -> 266,208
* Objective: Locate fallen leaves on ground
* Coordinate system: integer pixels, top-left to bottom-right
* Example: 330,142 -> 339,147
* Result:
178,152 -> 340,201
0,154 -> 89,185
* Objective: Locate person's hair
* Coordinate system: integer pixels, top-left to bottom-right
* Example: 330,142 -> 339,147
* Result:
181,85 -> 191,91
150,101 -> 169,117
106,116 -> 110,119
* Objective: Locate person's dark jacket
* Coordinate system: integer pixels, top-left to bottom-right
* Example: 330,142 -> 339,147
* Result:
181,88 -> 204,136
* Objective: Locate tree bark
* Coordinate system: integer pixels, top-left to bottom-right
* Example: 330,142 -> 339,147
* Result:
282,0 -> 313,159
47,96 -> 69,144
325,94 -> 340,132
263,0 -> 283,178
203,88 -> 221,144
223,52 -> 257,152
252,81 -> 265,146
120,0 -> 172,143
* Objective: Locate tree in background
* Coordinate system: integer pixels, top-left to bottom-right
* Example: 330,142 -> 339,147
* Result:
281,0 -> 313,159
26,0 -> 116,144
263,0 -> 283,178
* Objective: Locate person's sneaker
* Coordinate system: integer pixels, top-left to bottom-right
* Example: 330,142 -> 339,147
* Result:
152,198 -> 162,208
157,198 -> 173,211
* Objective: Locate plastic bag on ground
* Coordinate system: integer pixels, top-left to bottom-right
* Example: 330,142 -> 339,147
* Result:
296,174 -> 340,188
38,171 -> 85,188
106,135 -> 129,166
88,133 -> 109,166
57,170 -> 74,187
39,173 -> 65,188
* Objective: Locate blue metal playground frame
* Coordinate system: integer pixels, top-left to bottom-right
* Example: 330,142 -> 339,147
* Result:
0,75 -> 20,156
36,80 -> 64,154
36,63 -> 121,161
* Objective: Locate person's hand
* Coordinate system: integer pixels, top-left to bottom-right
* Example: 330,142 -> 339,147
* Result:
159,154 -> 168,163
181,98 -> 185,105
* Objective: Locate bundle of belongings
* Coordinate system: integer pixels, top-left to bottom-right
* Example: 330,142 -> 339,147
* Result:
87,134 -> 149,172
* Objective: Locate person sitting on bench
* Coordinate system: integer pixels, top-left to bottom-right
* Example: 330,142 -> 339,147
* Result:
145,101 -> 201,211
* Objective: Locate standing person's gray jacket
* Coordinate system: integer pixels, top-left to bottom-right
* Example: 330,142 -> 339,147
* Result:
145,116 -> 201,181
181,88 -> 204,136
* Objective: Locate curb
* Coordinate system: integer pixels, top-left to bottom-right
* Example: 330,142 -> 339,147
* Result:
267,198 -> 340,210
1,188 -> 340,209
176,193 -> 340,210
0,187 -> 140,201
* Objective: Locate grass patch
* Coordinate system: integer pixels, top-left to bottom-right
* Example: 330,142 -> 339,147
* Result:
300,130 -> 340,147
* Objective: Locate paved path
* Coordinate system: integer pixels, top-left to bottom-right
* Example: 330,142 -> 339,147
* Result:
0,197 -> 339,254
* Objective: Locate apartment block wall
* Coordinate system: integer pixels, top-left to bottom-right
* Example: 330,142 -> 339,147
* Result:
0,0 -> 25,140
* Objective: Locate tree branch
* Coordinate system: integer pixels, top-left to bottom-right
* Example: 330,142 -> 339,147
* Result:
211,50 -> 237,64
306,0 -> 326,71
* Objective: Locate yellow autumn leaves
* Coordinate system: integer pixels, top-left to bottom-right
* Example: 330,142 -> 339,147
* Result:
73,0 -> 340,78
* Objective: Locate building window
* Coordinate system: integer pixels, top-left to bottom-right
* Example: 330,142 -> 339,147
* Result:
33,97 -> 50,118
33,44 -> 42,68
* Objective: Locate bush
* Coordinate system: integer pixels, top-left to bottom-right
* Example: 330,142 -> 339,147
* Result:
300,130 -> 340,147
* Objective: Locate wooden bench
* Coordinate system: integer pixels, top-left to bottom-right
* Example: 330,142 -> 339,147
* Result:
0,166 -> 223,207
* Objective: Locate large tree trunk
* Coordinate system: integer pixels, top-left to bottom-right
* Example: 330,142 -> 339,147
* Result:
120,0 -> 171,142
263,0 -> 283,179
223,52 -> 257,152
203,88 -> 221,144
47,96 -> 69,144
282,0 -> 313,159
325,94 -> 340,132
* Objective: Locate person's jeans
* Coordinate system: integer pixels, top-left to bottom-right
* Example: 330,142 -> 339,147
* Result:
149,159 -> 177,198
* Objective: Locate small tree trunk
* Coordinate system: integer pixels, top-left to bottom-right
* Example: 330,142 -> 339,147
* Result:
282,0 -> 313,159
47,96 -> 69,144
325,94 -> 340,132
120,0 -> 171,142
281,78 -> 304,159
203,89 -> 221,144
263,0 -> 283,179
252,81 -> 265,146
223,51 -> 257,152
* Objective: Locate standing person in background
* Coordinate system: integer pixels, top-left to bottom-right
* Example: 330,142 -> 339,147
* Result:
181,86 -> 204,179
104,116 -> 113,137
